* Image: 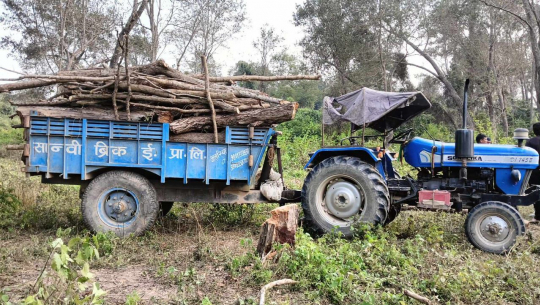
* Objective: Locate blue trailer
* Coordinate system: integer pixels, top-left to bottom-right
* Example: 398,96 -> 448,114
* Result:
21,112 -> 298,236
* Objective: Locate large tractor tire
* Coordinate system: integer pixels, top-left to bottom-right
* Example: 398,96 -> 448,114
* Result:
465,201 -> 525,254
302,156 -> 389,237
81,171 -> 159,237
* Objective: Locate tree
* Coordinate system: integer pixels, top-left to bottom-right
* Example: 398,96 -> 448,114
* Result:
109,0 -> 148,68
1,0 -> 119,72
253,25 -> 283,92
185,0 -> 246,73
144,0 -> 176,62
294,0 -> 383,94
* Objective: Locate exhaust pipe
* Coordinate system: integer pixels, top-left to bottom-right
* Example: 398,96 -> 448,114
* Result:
455,79 -> 474,180
462,79 -> 470,129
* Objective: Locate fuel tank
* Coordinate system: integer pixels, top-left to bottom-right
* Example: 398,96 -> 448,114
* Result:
403,137 -> 539,170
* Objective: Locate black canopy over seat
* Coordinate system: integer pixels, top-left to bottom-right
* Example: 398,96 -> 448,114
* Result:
323,88 -> 432,133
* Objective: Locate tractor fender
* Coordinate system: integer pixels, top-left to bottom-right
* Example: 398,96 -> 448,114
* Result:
304,147 -> 384,177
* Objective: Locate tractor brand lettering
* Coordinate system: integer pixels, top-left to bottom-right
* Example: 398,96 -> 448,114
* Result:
231,158 -> 248,170
210,148 -> 226,163
169,148 -> 185,159
231,149 -> 249,161
33,140 -> 82,155
142,144 -> 157,161
447,156 -> 483,161
189,147 -> 205,160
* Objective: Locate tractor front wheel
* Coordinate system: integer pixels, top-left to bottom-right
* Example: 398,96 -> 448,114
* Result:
465,201 -> 525,254
302,156 -> 389,237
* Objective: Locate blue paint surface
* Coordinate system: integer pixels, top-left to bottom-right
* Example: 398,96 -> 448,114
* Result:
27,117 -> 274,185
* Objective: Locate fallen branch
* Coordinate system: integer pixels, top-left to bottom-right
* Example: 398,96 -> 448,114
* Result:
404,289 -> 431,304
205,74 -> 321,82
259,279 -> 298,305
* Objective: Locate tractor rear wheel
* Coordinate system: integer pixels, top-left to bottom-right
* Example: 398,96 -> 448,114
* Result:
302,156 -> 389,237
465,201 -> 525,254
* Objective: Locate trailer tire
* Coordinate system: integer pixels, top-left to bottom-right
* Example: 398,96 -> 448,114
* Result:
302,156 -> 389,237
82,171 -> 159,237
465,201 -> 525,254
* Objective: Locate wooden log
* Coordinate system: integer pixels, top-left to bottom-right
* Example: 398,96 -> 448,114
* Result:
5,144 -> 25,150
0,79 -> 63,93
169,89 -> 237,100
10,99 -> 71,106
169,131 -> 226,143
116,100 -> 211,114
16,106 -> 153,121
256,204 -> 300,256
169,103 -> 298,134
203,74 -> 321,82
156,111 -> 173,123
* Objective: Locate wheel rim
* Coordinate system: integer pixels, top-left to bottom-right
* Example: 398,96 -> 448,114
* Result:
475,213 -> 512,244
315,174 -> 366,227
98,188 -> 139,228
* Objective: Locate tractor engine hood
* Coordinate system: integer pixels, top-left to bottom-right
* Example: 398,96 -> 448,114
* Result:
404,137 -> 539,170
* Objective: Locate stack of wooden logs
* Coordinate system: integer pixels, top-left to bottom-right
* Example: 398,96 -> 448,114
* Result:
1,59 -> 320,143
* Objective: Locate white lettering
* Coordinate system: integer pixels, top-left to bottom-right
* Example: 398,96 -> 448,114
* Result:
111,146 -> 127,157
231,149 -> 249,161
210,148 -> 226,163
34,142 -> 47,153
169,148 -> 184,159
231,158 -> 248,170
94,141 -> 109,158
65,140 -> 81,155
142,144 -> 156,161
49,143 -> 63,153
189,147 -> 204,160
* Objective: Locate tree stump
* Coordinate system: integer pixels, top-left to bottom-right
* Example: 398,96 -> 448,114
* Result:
256,204 -> 299,256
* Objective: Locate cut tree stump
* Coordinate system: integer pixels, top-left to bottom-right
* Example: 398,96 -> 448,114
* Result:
256,204 -> 299,256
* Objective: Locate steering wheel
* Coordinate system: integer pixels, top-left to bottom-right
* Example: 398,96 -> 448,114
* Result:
390,128 -> 414,144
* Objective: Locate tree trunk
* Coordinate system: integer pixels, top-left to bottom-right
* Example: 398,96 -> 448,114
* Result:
256,204 -> 299,256
169,103 -> 297,134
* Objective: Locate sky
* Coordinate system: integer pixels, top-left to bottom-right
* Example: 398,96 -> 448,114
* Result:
211,0 -> 305,75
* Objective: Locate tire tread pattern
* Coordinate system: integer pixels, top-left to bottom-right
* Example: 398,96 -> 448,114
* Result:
301,156 -> 389,236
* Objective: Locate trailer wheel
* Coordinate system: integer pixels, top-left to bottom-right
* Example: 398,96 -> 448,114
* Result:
302,156 -> 389,237
81,171 -> 159,237
159,202 -> 174,217
465,201 -> 525,254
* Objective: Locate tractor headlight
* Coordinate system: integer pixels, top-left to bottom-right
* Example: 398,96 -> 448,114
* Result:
511,169 -> 521,184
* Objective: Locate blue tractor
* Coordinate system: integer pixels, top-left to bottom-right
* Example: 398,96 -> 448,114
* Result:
302,80 -> 540,254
